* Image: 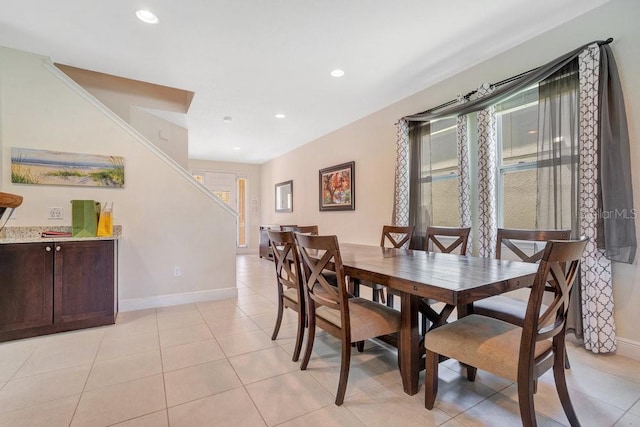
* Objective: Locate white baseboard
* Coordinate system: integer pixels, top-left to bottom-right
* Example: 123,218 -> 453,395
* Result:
119,287 -> 238,312
617,337 -> 640,361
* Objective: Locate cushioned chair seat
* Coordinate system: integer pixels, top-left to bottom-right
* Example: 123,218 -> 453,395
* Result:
425,314 -> 552,382
316,297 -> 401,343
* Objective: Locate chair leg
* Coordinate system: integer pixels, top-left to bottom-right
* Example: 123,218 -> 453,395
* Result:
372,288 -> 379,302
421,312 -> 428,335
386,293 -> 394,308
564,350 -> 571,369
517,378 -> 537,427
291,308 -> 305,362
271,297 -> 284,340
300,316 -> 316,370
352,281 -> 360,297
335,338 -> 352,406
466,365 -> 477,382
554,350 -> 580,426
424,350 -> 439,410
379,289 -> 386,304
356,341 -> 365,352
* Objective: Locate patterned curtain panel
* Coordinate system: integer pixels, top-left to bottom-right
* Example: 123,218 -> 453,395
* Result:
475,83 -> 497,258
456,95 -> 472,254
578,44 -> 616,353
393,119 -> 410,227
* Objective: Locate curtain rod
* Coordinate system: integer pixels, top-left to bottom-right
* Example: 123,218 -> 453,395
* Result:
414,38 -> 613,117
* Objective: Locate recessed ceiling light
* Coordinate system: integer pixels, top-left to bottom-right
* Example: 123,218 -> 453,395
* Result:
528,130 -> 537,134
233,146 -> 241,150
136,10 -> 159,24
223,116 -> 232,123
275,113 -> 286,119
330,69 -> 345,77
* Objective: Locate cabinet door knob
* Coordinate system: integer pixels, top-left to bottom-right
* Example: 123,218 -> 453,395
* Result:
46,246 -> 52,252
56,246 -> 61,252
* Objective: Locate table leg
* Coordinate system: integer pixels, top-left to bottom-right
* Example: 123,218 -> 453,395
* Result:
399,292 -> 420,395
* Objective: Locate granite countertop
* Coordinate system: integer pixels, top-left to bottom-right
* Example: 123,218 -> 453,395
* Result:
0,226 -> 122,244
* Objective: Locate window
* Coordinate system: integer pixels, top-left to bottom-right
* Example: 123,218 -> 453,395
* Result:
237,177 -> 247,247
496,87 -> 539,229
496,80 -> 578,230
424,117 -> 459,226
213,191 -> 231,204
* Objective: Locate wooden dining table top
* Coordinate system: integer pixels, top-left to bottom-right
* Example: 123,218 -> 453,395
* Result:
337,243 -> 539,305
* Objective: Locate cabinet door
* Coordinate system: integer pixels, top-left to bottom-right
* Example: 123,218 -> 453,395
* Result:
259,227 -> 273,259
53,240 -> 114,323
0,243 -> 54,332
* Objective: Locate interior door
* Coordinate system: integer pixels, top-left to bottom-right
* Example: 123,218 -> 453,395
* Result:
203,171 -> 237,210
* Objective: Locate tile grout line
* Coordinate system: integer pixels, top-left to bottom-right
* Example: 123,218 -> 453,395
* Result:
68,328 -> 108,426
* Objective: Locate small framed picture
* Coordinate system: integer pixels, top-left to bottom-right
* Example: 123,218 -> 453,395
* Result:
319,161 -> 355,211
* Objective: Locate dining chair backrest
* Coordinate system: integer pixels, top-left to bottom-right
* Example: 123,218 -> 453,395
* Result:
425,226 -> 470,255
496,228 -> 571,263
380,225 -> 414,249
295,233 -> 349,335
267,230 -> 304,300
266,229 -> 307,362
520,238 -> 587,375
282,225 -> 319,235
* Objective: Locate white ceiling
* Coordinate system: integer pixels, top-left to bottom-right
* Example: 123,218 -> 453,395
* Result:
0,0 -> 609,164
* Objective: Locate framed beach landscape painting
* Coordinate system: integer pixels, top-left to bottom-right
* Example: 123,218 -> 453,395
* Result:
319,161 -> 355,211
11,148 -> 125,188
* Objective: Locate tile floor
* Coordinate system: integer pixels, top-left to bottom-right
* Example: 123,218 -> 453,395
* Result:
1,254 -> 640,426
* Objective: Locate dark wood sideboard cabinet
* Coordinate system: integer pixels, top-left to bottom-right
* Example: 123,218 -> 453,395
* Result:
259,225 -> 298,260
259,225 -> 278,260
0,240 -> 117,342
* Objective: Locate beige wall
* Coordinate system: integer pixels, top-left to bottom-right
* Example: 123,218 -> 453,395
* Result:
58,64 -> 191,169
0,47 -> 238,310
189,159 -> 262,254
261,0 -> 640,352
130,107 -> 189,168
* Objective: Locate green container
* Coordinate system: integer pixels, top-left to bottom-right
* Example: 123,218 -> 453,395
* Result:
71,200 -> 101,237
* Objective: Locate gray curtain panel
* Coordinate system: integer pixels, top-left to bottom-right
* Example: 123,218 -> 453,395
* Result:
535,59 -> 579,234
535,59 -> 583,338
408,121 -> 430,250
598,44 -> 636,264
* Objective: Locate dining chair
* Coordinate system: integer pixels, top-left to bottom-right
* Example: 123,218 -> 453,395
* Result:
366,225 -> 415,307
295,233 -> 402,405
424,237 -> 587,427
472,228 -> 572,367
420,226 -> 471,331
267,230 -> 306,362
424,226 -> 470,254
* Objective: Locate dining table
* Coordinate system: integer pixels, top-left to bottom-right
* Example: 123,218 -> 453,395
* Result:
335,243 -> 539,396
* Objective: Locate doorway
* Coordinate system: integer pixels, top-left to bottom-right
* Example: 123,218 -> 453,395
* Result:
193,170 -> 248,248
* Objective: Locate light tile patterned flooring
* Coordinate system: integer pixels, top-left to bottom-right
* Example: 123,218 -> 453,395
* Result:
1,254 -> 640,426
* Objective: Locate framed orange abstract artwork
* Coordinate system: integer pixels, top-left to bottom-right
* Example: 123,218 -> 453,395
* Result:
319,161 -> 355,211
